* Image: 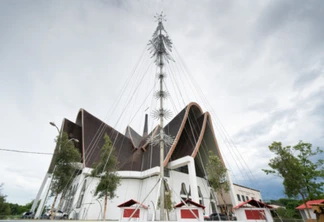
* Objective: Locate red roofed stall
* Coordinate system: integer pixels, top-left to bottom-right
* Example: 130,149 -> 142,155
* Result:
234,199 -> 273,222
174,199 -> 205,221
118,199 -> 148,221
295,199 -> 324,220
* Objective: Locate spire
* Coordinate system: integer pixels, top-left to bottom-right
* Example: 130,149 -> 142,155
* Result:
147,12 -> 174,221
143,114 -> 148,137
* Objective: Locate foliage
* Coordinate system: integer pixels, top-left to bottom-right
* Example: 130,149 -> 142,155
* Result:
206,151 -> 230,215
8,200 -> 32,215
51,132 -> 81,196
157,187 -> 174,221
268,198 -> 302,219
50,132 -> 81,219
157,183 -> 174,211
0,184 -> 10,219
206,151 -> 230,194
274,208 -> 298,219
263,141 -> 324,200
91,134 -> 121,220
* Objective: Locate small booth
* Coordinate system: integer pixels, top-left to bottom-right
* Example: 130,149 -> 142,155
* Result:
234,199 -> 273,222
174,199 -> 205,221
311,203 -> 324,222
117,199 -> 148,221
296,199 -> 324,221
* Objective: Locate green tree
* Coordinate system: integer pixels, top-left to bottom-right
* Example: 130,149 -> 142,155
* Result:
50,132 -> 81,219
206,151 -> 230,216
157,180 -> 174,220
267,198 -> 302,219
263,141 -> 324,218
7,200 -> 36,217
91,134 -> 120,220
0,184 -> 10,219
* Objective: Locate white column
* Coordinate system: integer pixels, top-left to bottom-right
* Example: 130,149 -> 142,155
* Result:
226,170 -> 238,207
35,173 -> 52,218
188,157 -> 199,202
30,172 -> 50,213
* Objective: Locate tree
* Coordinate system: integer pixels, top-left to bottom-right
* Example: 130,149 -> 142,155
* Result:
268,198 -> 302,219
50,132 -> 81,219
8,200 -> 36,217
157,180 -> 174,220
0,184 -> 10,219
206,151 -> 230,216
263,141 -> 324,218
91,134 -> 120,220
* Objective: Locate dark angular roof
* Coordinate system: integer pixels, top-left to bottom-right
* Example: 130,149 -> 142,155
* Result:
61,102 -> 225,176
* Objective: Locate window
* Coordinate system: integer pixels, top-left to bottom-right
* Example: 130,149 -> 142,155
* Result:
246,196 -> 249,201
237,194 -> 241,201
180,183 -> 188,201
188,186 -> 191,199
76,180 -> 86,208
198,186 -> 204,205
242,195 -> 245,202
210,189 -> 217,213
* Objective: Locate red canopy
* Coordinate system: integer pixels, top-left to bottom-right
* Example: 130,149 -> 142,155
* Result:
117,199 -> 148,209
296,199 -> 324,210
234,199 -> 273,209
174,199 -> 205,209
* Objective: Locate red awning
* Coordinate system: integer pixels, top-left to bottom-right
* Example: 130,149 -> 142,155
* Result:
174,199 -> 205,209
296,199 -> 324,210
234,199 -> 273,209
117,199 -> 148,209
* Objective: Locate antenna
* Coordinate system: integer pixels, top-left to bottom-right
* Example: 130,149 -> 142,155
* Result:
147,12 -> 174,221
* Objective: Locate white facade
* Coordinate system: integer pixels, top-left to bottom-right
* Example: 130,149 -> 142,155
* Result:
60,156 -> 242,220
233,183 -> 262,204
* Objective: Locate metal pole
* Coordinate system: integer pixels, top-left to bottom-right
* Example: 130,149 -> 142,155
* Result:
158,22 -> 165,221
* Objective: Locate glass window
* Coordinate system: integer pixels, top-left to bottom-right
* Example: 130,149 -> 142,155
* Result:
237,194 -> 241,201
242,195 -> 245,202
210,189 -> 216,213
180,183 -> 187,201
246,196 -> 249,200
76,180 -> 86,208
198,186 -> 204,205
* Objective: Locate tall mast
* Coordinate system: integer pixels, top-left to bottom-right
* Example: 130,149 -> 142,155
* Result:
148,12 -> 173,221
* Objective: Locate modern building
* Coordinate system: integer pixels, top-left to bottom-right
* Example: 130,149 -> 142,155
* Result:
35,102 -> 262,221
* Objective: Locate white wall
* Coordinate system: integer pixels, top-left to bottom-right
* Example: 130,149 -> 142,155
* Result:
66,165 -> 240,220
233,184 -> 262,204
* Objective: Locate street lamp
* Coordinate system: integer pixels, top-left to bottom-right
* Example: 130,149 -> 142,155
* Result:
32,122 -> 79,218
69,138 -> 79,143
49,122 -> 60,133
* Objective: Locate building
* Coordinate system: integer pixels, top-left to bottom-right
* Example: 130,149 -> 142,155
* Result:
233,183 -> 262,204
36,102 -> 262,220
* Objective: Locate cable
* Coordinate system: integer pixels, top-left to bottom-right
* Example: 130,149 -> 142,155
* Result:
0,148 -> 53,155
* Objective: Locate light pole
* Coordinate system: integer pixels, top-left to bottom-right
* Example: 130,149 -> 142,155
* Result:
32,122 -> 79,218
49,122 -> 60,133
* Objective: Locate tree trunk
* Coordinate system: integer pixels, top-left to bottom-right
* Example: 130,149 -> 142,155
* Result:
166,208 -> 170,221
300,192 -> 311,219
57,190 -> 66,211
50,193 -> 58,220
103,194 -> 108,221
220,191 -> 229,219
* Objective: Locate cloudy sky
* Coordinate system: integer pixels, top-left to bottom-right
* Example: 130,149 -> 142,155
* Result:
1,0 -> 324,205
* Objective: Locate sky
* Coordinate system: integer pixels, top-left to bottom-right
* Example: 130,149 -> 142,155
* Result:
1,0 -> 324,205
